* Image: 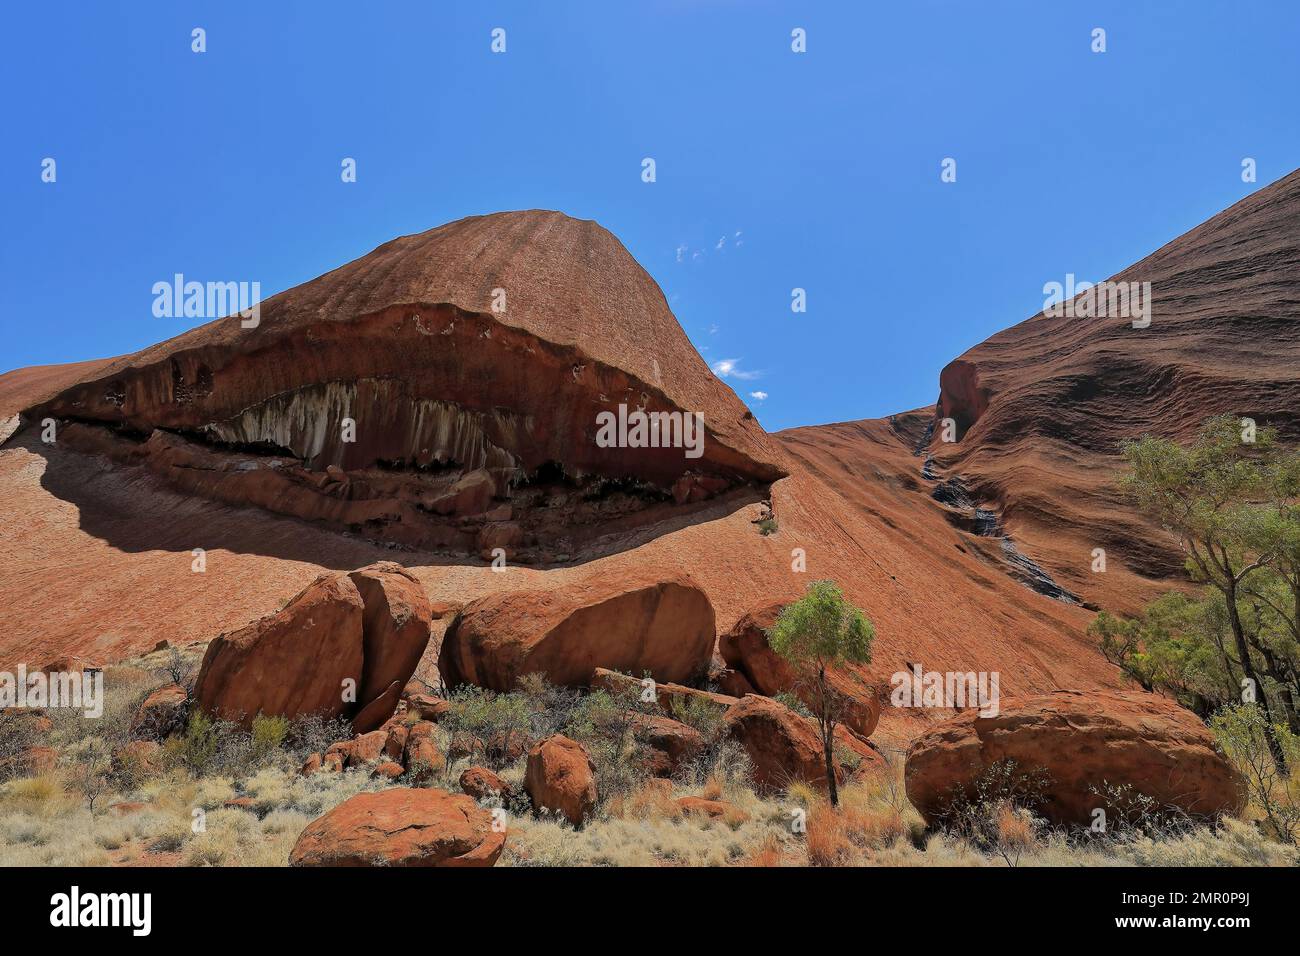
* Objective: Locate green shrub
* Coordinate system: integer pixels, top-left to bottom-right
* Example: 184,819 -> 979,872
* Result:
251,714 -> 290,755
668,693 -> 726,739
442,687 -> 535,769
170,711 -> 292,778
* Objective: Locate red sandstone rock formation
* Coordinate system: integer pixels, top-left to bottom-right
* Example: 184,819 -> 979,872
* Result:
630,713 -> 706,777
928,170 -> 1300,616
439,573 -> 716,691
14,211 -> 784,560
194,572 -> 365,724
723,694 -> 879,793
2,177 -> 1298,766
905,690 -> 1247,826
289,788 -> 505,867
460,766 -> 508,802
129,683 -> 188,740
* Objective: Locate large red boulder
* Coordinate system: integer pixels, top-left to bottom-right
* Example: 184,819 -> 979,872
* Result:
439,574 -> 715,691
905,690 -> 1248,827
193,563 -> 432,728
524,735 -> 597,826
403,721 -> 446,783
289,788 -> 505,867
720,604 -> 880,738
351,680 -> 404,735
194,573 -> 365,724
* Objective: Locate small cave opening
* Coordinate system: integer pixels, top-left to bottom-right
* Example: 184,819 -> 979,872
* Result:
176,427 -> 299,461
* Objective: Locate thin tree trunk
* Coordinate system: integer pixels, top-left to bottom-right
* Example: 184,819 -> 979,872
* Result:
819,666 -> 839,807
823,724 -> 839,808
1226,578 -> 1290,774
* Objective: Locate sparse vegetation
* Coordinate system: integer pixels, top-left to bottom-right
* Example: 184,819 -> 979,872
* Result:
767,579 -> 874,806
4,645 -> 1298,868
1110,415 -> 1300,771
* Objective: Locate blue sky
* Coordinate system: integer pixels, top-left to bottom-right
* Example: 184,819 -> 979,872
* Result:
2,1 -> 1297,430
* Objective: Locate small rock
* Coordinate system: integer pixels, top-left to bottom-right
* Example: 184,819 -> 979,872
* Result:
524,735 -> 597,827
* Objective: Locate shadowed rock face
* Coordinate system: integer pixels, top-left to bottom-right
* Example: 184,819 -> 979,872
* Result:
25,211 -> 784,558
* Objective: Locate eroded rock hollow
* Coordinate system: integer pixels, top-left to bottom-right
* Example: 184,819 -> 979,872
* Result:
26,211 -> 785,561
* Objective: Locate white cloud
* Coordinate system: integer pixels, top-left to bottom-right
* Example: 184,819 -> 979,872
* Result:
711,358 -> 762,381
675,243 -> 688,263
749,390 -> 768,401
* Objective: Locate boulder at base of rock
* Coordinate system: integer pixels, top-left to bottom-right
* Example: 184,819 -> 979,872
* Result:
194,573 -> 365,724
714,667 -> 756,699
720,604 -> 880,738
348,562 -> 432,705
904,689 -> 1248,827
403,721 -> 445,783
405,692 -> 453,722
524,734 -> 597,826
439,574 -> 715,691
723,694 -> 876,792
352,680 -> 404,735
193,563 -> 434,729
289,788 -> 504,866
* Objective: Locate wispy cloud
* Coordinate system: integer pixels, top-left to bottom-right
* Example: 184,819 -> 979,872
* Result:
711,357 -> 762,381
675,228 -> 743,263
749,390 -> 768,401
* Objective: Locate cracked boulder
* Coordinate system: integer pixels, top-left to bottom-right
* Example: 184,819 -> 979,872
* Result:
193,562 -> 431,728
439,572 -> 715,691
